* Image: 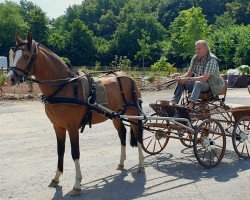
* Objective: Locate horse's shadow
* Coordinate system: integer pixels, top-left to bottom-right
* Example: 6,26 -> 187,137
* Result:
52,167 -> 146,200
51,148 -> 249,199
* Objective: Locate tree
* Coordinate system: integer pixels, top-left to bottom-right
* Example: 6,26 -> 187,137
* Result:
135,30 -> 151,74
95,10 -> 117,39
112,12 -> 166,65
64,19 -> 96,66
168,7 -> 211,67
0,2 -> 28,56
193,0 -> 233,24
211,25 -> 250,69
213,12 -> 236,30
20,0 -> 49,44
211,27 -> 237,69
234,25 -> 250,65
158,0 -> 193,28
226,0 -> 250,25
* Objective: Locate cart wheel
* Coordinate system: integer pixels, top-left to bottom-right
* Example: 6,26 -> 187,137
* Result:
232,116 -> 250,159
193,119 -> 226,168
180,131 -> 193,148
180,120 -> 201,148
141,113 -> 169,155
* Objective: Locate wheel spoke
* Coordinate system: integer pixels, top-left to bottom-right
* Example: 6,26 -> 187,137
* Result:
211,149 -> 219,160
146,138 -> 153,149
153,140 -> 156,153
143,136 -> 152,141
214,144 -> 223,149
241,143 -> 245,154
213,135 -> 222,141
237,125 -> 243,133
236,141 -> 241,147
157,139 -> 163,149
201,149 -> 207,162
246,144 -> 250,157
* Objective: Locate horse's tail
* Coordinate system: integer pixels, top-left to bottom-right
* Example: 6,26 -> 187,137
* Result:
130,128 -> 137,147
130,78 -> 143,146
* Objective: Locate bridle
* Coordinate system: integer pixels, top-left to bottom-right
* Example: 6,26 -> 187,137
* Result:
8,41 -> 39,83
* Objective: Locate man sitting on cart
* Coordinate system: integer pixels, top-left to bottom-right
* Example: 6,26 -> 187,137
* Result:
171,40 -> 225,109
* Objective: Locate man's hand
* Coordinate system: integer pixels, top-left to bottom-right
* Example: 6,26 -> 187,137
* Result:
178,77 -> 188,85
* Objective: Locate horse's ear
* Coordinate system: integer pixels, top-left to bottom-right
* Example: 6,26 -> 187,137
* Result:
16,35 -> 22,45
27,34 -> 32,46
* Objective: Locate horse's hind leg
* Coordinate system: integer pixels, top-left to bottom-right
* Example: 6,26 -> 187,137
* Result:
68,126 -> 82,196
130,122 -> 145,173
49,126 -> 66,188
127,108 -> 145,173
113,119 -> 127,170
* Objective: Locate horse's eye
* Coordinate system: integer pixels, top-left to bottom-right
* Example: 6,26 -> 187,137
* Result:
23,55 -> 29,60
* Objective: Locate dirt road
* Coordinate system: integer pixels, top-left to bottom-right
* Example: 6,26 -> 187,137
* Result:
0,88 -> 250,200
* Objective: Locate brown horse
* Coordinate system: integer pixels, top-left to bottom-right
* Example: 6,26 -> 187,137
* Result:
6,35 -> 144,196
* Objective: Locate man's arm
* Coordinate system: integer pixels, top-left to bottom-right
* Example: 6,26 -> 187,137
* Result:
187,74 -> 210,82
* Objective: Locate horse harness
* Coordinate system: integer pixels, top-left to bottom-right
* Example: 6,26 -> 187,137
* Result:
40,70 -> 141,132
8,42 -> 142,131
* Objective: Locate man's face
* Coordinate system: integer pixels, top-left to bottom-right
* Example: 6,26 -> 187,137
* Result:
195,43 -> 208,59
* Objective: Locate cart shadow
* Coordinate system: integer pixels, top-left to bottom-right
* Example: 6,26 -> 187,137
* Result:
52,167 -> 146,200
150,147 -> 250,183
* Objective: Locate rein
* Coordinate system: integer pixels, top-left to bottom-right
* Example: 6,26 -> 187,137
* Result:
158,79 -> 178,88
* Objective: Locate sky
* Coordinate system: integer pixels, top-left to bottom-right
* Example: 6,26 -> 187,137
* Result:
0,0 -> 83,19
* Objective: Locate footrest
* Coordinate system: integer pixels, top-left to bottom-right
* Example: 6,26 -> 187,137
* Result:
149,104 -> 191,120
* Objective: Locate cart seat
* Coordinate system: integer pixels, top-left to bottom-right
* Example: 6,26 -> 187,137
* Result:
198,80 -> 228,102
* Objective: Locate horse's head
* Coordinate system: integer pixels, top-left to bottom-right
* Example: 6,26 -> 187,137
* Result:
7,34 -> 38,86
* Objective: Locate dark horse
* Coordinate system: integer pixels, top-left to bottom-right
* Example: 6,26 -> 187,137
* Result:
6,35 -> 144,196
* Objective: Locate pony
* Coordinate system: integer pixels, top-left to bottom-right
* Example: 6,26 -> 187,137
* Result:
6,35 -> 144,196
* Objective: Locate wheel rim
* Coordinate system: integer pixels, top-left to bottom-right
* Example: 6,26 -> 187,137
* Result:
180,131 -> 193,148
232,116 -> 250,159
194,119 -> 226,168
142,114 -> 169,155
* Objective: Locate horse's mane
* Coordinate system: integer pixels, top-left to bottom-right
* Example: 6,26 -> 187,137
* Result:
38,43 -> 79,75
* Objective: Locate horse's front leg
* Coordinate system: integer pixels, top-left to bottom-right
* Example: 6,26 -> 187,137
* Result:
68,128 -> 82,196
49,126 -> 66,188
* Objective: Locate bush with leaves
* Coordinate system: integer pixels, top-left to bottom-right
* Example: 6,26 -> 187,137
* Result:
151,56 -> 176,75
237,65 -> 250,75
110,55 -> 131,71
0,73 -> 7,86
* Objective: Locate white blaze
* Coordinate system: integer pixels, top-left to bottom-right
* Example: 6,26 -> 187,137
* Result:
12,50 -> 22,67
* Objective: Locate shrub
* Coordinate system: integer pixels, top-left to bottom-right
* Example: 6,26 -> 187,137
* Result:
151,56 -> 176,75
237,65 -> 250,75
0,73 -> 7,86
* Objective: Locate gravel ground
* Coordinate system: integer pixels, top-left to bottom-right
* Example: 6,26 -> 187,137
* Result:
0,88 -> 250,200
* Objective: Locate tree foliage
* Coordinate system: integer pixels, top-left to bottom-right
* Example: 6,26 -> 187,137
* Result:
168,7 -> 211,66
0,0 -> 249,69
20,0 -> 49,44
64,19 -> 96,66
0,2 -> 28,55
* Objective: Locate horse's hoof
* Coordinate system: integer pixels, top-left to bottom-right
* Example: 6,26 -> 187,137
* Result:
48,179 -> 59,188
137,167 -> 145,173
69,187 -> 81,196
116,164 -> 124,170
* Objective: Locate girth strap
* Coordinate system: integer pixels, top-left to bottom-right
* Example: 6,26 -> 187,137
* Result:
42,97 -> 87,105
